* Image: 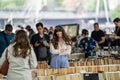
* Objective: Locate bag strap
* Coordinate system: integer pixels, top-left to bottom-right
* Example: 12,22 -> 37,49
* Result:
2,31 -> 9,46
5,49 -> 8,60
28,50 -> 31,69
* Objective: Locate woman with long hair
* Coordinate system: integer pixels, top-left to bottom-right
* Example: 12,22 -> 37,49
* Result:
0,30 -> 37,80
50,26 -> 72,68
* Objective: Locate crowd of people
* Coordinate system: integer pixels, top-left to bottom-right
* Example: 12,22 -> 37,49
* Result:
0,17 -> 120,80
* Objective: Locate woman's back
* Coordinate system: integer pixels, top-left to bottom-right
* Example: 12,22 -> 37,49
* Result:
0,43 -> 37,80
0,30 -> 37,80
8,43 -> 37,80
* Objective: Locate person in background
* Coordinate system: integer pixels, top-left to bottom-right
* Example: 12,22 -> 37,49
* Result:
18,25 -> 24,30
50,25 -> 72,68
113,18 -> 120,34
25,25 -> 35,40
0,24 -> 14,57
109,18 -> 120,47
30,22 -> 50,61
49,26 -> 54,33
44,27 -> 49,35
112,17 -> 120,46
91,23 -> 105,49
0,30 -> 37,80
76,34 -> 84,47
49,26 -> 54,40
73,33 -> 84,53
79,29 -> 99,58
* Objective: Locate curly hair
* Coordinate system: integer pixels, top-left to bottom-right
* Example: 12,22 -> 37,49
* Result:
51,25 -> 72,49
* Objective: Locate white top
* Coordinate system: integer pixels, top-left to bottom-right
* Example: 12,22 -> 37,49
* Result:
50,42 -> 72,55
0,43 -> 37,80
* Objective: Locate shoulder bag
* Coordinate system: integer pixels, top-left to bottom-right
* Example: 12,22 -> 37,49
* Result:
0,49 -> 9,75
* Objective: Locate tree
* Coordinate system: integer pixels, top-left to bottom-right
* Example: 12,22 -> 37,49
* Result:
83,0 -> 104,12
110,4 -> 120,21
0,0 -> 27,10
47,0 -> 63,11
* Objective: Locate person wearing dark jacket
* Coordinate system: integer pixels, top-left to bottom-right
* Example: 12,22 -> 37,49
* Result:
30,22 -> 50,61
112,17 -> 120,46
0,24 -> 14,57
25,25 -> 35,40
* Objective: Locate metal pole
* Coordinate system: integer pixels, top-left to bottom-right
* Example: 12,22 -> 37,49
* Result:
103,0 -> 110,23
96,0 -> 100,22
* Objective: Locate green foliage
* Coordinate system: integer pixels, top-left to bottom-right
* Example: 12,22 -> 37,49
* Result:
110,4 -> 120,21
0,0 -> 27,10
15,0 -> 26,6
55,0 -> 63,6
0,0 -> 64,11
83,0 -> 104,12
47,0 -> 64,11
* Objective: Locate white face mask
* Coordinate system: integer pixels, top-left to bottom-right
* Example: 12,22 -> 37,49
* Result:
26,31 -> 29,35
50,35 -> 53,39
44,32 -> 48,34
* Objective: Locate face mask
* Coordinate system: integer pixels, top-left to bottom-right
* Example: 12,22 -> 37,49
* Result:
44,32 -> 48,34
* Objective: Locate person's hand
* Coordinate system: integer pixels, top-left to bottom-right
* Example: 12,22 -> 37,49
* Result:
60,49 -> 65,53
34,41 -> 40,47
77,47 -> 82,50
114,36 -> 120,39
43,41 -> 49,47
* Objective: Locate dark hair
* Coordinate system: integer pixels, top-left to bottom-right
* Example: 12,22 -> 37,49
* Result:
25,25 -> 31,30
13,30 -> 31,58
82,29 -> 89,35
25,25 -> 34,32
18,25 -> 24,30
113,17 -> 120,23
51,25 -> 72,49
44,27 -> 49,32
36,22 -> 43,28
5,24 -> 13,31
94,22 -> 99,26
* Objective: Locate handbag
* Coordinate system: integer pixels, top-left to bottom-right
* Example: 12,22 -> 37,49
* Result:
0,49 -> 9,75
